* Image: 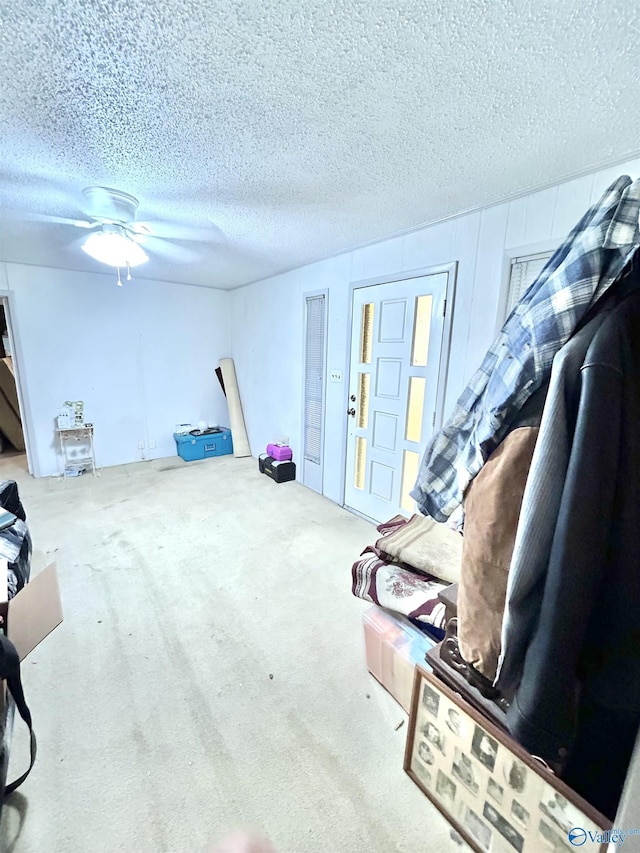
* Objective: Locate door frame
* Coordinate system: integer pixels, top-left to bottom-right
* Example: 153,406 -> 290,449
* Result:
301,288 -> 329,494
0,289 -> 36,476
340,261 -> 457,510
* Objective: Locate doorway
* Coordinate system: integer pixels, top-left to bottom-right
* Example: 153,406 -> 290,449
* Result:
0,297 -> 30,475
344,267 -> 455,522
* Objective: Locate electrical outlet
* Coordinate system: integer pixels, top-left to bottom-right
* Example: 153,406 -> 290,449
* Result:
138,440 -> 145,450
149,439 -> 156,449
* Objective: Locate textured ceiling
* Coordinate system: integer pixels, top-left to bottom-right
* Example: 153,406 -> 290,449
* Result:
1,0 -> 639,290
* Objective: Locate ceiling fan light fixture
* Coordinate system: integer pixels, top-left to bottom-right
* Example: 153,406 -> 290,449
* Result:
81,228 -> 149,268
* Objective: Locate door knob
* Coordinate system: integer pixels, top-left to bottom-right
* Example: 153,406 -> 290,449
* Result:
350,394 -> 356,402
347,407 -> 356,417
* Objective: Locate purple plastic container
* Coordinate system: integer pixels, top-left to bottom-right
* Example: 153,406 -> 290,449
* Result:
267,443 -> 293,461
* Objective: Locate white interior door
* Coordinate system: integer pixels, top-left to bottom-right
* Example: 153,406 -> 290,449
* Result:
344,273 -> 449,522
302,292 -> 327,493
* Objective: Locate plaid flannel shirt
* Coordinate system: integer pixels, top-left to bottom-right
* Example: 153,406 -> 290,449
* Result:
412,176 -> 640,522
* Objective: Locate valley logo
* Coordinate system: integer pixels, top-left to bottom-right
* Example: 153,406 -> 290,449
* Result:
569,827 -> 640,846
568,828 -> 587,846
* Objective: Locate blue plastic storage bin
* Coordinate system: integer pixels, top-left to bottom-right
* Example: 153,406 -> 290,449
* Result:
174,429 -> 233,461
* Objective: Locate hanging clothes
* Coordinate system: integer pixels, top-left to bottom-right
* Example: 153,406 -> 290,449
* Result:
411,175 -> 640,522
505,287 -> 640,778
562,699 -> 640,820
497,258 -> 640,691
456,385 -> 545,682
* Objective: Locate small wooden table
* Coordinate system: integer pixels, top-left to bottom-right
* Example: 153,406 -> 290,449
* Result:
426,642 -> 509,732
426,582 -> 510,731
438,582 -> 458,623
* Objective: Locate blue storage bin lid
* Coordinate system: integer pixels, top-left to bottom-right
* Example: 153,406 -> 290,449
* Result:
174,428 -> 231,443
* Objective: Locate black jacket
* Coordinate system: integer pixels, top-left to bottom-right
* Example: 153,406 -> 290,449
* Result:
507,287 -> 640,764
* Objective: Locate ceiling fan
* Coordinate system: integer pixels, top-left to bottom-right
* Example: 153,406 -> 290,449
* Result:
27,186 -> 223,285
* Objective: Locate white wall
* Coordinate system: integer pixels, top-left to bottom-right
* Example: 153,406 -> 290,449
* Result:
0,263 -> 231,477
230,156 -> 640,506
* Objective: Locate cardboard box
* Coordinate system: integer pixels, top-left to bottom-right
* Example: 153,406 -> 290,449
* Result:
1,562 -> 63,661
363,605 -> 436,713
0,359 -> 20,419
0,382 -> 24,451
0,561 -> 63,792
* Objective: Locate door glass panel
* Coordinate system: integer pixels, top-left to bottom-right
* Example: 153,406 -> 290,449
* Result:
400,450 -> 420,512
360,303 -> 374,364
405,377 -> 426,443
411,295 -> 433,366
357,373 -> 370,429
354,437 -> 367,490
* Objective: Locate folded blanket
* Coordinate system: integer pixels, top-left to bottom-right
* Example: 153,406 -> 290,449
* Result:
352,545 -> 448,628
376,514 -> 409,537
375,513 -> 462,583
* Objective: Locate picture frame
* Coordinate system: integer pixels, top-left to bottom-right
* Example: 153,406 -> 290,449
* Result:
404,666 -> 611,853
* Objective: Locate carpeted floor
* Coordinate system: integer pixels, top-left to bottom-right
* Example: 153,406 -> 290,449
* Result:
0,454 -> 463,853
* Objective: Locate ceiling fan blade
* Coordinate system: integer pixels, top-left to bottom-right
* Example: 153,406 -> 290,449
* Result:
142,236 -> 200,264
14,212 -> 99,229
133,220 -> 224,242
72,219 -> 100,229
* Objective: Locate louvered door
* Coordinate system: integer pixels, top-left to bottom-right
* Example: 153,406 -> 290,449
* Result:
303,292 -> 327,493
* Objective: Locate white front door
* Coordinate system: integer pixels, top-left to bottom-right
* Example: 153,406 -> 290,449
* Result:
344,272 -> 449,522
